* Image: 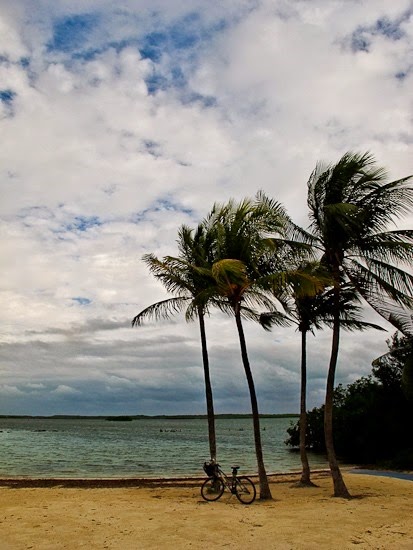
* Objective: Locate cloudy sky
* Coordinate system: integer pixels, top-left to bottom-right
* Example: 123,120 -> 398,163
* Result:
1,0 -> 412,416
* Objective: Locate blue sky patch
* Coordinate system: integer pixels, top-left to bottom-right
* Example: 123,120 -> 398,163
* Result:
45,10 -> 227,101
72,39 -> 140,62
140,31 -> 169,62
139,13 -> 201,62
374,17 -> 405,40
19,57 -> 30,68
145,72 -> 168,94
47,13 -> 99,53
72,297 -> 92,306
350,13 -> 408,52
67,216 -> 102,232
139,13 -> 227,95
0,89 -> 16,104
142,140 -> 162,158
143,65 -> 187,95
351,30 -> 370,52
182,92 -> 217,108
130,198 -> 194,223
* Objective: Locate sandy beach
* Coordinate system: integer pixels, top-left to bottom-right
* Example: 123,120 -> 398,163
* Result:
0,470 -> 412,549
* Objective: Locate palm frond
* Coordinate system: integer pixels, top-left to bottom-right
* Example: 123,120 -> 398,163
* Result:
346,259 -> 413,317
357,230 -> 413,264
240,287 -> 284,312
263,237 -> 316,263
307,152 -> 412,243
307,159 -> 330,232
338,319 -> 385,332
263,268 -> 329,299
386,310 -> 413,336
132,296 -> 191,326
349,257 -> 413,299
355,176 -> 413,234
211,258 -> 248,295
306,152 -> 413,340
259,310 -> 294,331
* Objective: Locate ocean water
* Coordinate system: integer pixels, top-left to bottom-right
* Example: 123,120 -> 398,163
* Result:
0,416 -> 328,478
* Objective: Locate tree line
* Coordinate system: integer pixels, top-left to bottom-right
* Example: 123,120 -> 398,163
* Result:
286,331 -> 413,469
132,152 -> 413,500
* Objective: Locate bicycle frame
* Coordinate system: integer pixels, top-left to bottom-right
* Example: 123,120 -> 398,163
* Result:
215,465 -> 239,494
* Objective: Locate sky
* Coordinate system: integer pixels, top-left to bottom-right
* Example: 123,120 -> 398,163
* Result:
1,0 -> 412,416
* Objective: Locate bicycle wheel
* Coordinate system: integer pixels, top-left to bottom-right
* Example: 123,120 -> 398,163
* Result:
235,476 -> 256,504
201,477 -> 225,501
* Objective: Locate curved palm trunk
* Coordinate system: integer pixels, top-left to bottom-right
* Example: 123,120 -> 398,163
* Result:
324,289 -> 351,498
234,305 -> 272,500
299,329 -> 313,486
198,308 -> 217,461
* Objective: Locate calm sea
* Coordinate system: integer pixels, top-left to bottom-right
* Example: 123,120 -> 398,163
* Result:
0,416 -> 328,478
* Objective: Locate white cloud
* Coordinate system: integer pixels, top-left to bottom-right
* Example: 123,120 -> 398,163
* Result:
0,384 -> 25,396
51,384 -> 81,395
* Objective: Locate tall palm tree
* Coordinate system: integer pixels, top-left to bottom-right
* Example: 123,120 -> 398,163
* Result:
262,260 -> 383,487
307,151 -> 413,497
132,224 -> 219,461
204,193 -> 318,500
294,285 -> 384,486
262,261 -> 333,487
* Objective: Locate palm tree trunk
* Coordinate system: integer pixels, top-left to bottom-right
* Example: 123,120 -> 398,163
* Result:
234,306 -> 272,500
324,290 -> 351,498
198,308 -> 217,461
299,329 -> 313,486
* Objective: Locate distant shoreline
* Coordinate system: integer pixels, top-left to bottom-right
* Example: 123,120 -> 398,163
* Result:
0,413 -> 299,420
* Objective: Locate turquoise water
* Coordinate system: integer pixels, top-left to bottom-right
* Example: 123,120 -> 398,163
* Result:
0,417 -> 328,478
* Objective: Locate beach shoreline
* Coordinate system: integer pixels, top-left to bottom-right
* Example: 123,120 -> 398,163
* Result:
0,468 -> 332,487
1,466 -> 411,488
1,470 -> 412,549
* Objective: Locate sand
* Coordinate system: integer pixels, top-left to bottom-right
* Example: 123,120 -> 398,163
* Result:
0,471 -> 412,549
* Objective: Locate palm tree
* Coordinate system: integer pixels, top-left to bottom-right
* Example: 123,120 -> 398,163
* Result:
295,285 -> 385,486
276,262 -> 332,487
204,193 -> 317,500
262,260 -> 383,487
306,151 -> 413,497
132,224 -> 219,461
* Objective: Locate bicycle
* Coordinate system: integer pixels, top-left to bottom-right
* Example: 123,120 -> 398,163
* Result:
201,461 -> 256,504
